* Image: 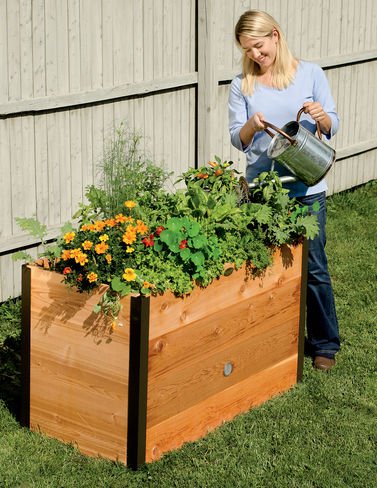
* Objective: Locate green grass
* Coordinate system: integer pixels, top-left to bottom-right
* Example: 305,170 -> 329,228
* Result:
1,180 -> 377,488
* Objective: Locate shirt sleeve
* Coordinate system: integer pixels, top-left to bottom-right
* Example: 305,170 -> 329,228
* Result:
312,65 -> 340,139
228,77 -> 253,153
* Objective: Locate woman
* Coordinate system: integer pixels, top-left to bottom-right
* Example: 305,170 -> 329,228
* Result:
228,10 -> 340,371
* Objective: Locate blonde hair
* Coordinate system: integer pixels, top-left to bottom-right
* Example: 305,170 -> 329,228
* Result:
235,10 -> 297,96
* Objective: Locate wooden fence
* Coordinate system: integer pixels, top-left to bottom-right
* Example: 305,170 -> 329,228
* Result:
1,0 -> 377,301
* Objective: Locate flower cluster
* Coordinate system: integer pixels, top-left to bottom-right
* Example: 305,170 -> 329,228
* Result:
55,202 -> 158,296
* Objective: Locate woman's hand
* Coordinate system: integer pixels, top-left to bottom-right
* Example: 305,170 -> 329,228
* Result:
240,112 -> 265,146
302,102 -> 332,135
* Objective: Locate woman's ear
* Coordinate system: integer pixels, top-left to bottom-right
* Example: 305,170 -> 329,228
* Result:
272,29 -> 279,43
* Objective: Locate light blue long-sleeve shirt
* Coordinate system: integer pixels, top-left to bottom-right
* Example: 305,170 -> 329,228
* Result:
228,60 -> 339,197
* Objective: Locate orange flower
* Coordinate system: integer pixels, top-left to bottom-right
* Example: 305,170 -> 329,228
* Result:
105,254 -> 112,264
122,226 -> 137,245
63,267 -> 72,275
197,172 -> 209,179
123,268 -> 136,281
208,161 -> 217,167
124,200 -> 137,209
143,281 -> 152,289
87,272 -> 98,283
82,240 -> 93,250
94,220 -> 106,232
64,232 -> 76,244
135,220 -> 149,235
104,218 -> 116,228
95,242 -> 109,254
115,213 -> 128,224
99,234 -> 109,242
61,250 -> 71,261
215,169 -> 223,176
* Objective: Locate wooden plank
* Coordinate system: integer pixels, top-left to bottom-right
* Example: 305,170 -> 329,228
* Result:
20,0 -> 33,99
44,0 -> 58,95
67,0 -> 81,92
32,0 -> 46,98
0,0 -> 8,104
147,283 -> 300,427
0,119 -> 11,238
7,0 -> 21,101
145,355 -> 298,462
28,265 -> 130,463
0,73 -> 199,115
56,0 -> 69,94
148,245 -> 303,339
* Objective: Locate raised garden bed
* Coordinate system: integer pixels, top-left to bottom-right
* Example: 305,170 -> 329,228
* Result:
21,242 -> 307,469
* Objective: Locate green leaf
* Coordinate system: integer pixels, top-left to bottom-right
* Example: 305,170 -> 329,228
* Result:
15,217 -> 47,242
179,248 -> 191,261
191,251 -> 205,267
187,220 -> 201,237
312,200 -> 321,212
111,276 -> 124,292
191,234 -> 207,249
12,251 -> 33,263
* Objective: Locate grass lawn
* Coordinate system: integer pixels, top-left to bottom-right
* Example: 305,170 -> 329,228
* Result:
1,180 -> 376,488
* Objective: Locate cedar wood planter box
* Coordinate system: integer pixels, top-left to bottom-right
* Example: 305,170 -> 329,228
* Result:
21,242 -> 307,469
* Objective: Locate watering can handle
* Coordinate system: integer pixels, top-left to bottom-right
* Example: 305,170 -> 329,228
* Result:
296,107 -> 322,140
263,121 -> 296,145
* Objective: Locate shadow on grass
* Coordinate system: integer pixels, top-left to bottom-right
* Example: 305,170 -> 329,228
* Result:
0,335 -> 22,420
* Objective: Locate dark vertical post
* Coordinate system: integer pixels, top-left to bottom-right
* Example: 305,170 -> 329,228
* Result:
20,265 -> 31,427
297,239 -> 309,382
126,295 -> 150,470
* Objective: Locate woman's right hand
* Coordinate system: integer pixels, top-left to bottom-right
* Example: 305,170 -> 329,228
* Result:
240,112 -> 265,146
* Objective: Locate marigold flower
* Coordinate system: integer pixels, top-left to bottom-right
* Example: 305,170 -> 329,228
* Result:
143,281 -> 152,289
95,242 -> 109,254
126,246 -> 134,253
105,254 -> 112,264
123,268 -> 137,281
94,220 -> 106,232
70,248 -> 82,259
215,169 -> 223,176
104,218 -> 116,228
80,223 -> 96,232
197,172 -> 209,179
75,252 -> 88,266
99,234 -> 109,242
87,272 -> 98,283
77,274 -> 83,282
63,267 -> 72,275
64,232 -> 76,244
179,239 -> 188,249
124,200 -> 137,209
122,226 -> 137,245
115,213 -> 128,224
135,220 -> 149,235
61,250 -> 71,261
82,240 -> 93,250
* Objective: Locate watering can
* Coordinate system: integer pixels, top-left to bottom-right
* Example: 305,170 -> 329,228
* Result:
262,108 -> 336,187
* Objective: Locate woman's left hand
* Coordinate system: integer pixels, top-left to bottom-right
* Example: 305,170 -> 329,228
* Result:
302,102 -> 332,135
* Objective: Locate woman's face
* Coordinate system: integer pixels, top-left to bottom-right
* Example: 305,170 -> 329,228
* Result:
239,30 -> 279,72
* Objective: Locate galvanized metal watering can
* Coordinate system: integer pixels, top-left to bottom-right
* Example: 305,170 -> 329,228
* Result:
263,108 -> 336,187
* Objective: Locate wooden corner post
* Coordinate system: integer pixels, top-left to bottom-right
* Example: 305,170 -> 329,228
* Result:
20,264 -> 31,427
297,239 -> 309,382
127,295 -> 150,470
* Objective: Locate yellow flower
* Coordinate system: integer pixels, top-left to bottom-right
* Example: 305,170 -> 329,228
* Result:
124,200 -> 137,209
95,242 -> 109,254
64,232 -> 75,244
82,240 -> 93,250
99,234 -> 109,242
105,254 -> 112,264
126,246 -> 134,253
74,252 -> 88,266
87,272 -> 98,283
123,268 -> 137,281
